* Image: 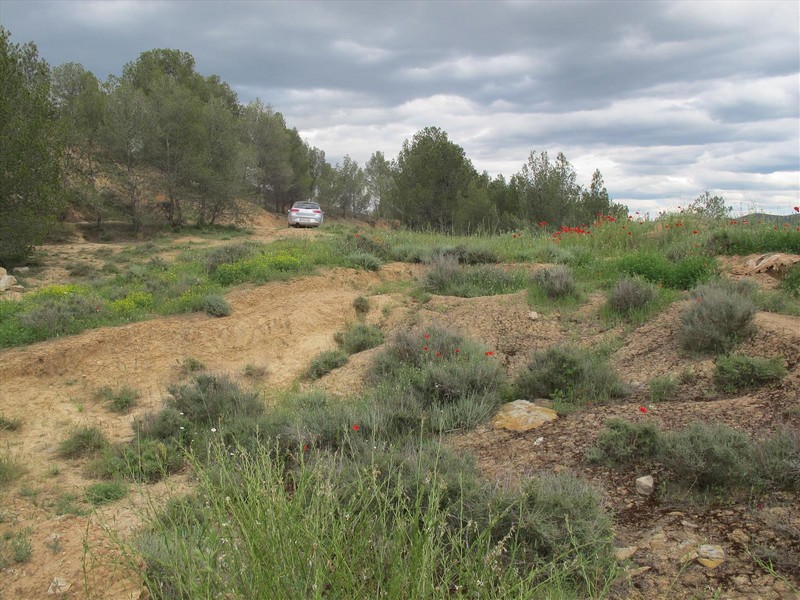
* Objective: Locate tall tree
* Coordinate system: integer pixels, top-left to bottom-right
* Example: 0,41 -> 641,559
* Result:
334,155 -> 368,217
241,100 -> 293,213
365,151 -> 393,217
0,28 -> 64,265
390,127 -> 477,230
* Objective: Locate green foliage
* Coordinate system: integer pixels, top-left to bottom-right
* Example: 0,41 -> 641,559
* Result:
513,346 -> 627,407
752,429 -> 800,492
352,295 -> 370,317
422,256 -> 531,298
305,350 -> 348,380
166,373 -> 265,425
532,265 -> 578,299
586,419 -> 661,466
649,374 -> 678,403
212,253 -> 302,285
659,422 -> 754,491
606,277 -> 658,315
707,225 -> 800,255
0,415 -> 22,431
344,251 -> 382,271
334,323 -> 384,354
781,263 -> 800,298
95,438 -> 184,483
202,293 -> 231,317
84,481 -> 128,505
0,28 -> 65,266
59,426 -> 109,458
96,385 -> 140,413
0,451 -> 25,486
713,354 -> 786,393
678,283 -> 756,353
615,252 -> 716,289
205,241 -> 260,273
494,472 -> 615,579
180,357 -> 206,374
10,530 -> 32,563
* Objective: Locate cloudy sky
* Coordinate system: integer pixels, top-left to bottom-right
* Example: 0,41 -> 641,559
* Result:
2,0 -> 799,215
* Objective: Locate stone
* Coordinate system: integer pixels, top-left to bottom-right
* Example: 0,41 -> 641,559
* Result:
492,400 -> 557,432
681,520 -> 698,528
528,311 -> 540,321
0,274 -> 17,291
626,566 -> 651,577
635,475 -> 654,496
47,578 -> 71,594
8,285 -> 24,293
697,544 -> 726,569
0,267 -> 5,277
615,546 -> 638,562
12,266 -> 29,274
730,529 -> 750,544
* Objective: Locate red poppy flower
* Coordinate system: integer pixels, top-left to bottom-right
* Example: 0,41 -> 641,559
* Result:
627,232 -> 632,236
485,351 -> 494,356
795,207 -> 799,212
423,346 -> 428,351
354,233 -> 360,238
435,352 -> 441,357
639,406 -> 648,413
455,348 -> 460,353
693,229 -> 698,234
351,424 -> 360,431
303,444 -> 309,451
424,333 -> 430,340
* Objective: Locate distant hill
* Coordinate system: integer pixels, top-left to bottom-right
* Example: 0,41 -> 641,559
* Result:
738,212 -> 800,224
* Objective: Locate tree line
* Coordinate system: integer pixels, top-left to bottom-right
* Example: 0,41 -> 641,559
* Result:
1,29 -> 627,265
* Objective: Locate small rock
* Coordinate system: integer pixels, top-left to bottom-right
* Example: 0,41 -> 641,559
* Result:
47,578 -> 71,594
492,400 -> 557,432
635,475 -> 654,496
680,549 -> 699,563
730,529 -> 750,544
552,464 -> 568,473
0,267 -> 5,277
697,544 -> 725,569
8,284 -> 24,293
732,575 -> 750,587
615,546 -> 638,562
626,566 -> 651,577
681,520 -> 698,528
0,274 -> 17,291
528,311 -> 540,321
45,533 -> 60,544
12,266 -> 29,274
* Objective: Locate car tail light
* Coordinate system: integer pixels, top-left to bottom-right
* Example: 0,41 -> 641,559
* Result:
290,208 -> 300,212
313,210 -> 322,214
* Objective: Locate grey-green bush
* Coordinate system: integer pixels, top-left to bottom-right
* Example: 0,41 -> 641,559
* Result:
678,283 -> 756,352
713,354 -> 786,393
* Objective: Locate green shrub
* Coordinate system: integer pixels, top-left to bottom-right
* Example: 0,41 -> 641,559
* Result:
423,256 -> 531,297
659,422 -> 754,490
493,473 -> 615,581
649,374 -> 678,402
0,452 -> 25,486
202,294 -> 231,317
305,349 -> 348,380
607,277 -> 658,315
59,426 -> 109,458
334,323 -> 384,354
616,252 -> 716,289
352,296 -> 370,317
513,346 -> 627,406
10,530 -> 32,563
0,415 -> 22,431
166,374 -> 264,425
243,363 -> 268,378
586,419 -> 661,466
781,263 -> 800,298
678,283 -> 756,353
532,266 -> 577,299
180,357 -> 206,374
752,429 -> 800,491
96,385 -> 140,413
713,354 -> 786,393
345,252 -> 382,271
84,481 -> 128,505
18,293 -> 104,337
205,242 -> 260,273
95,439 -> 184,483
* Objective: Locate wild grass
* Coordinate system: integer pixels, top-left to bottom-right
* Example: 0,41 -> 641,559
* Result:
96,385 -> 140,413
334,323 -> 384,354
0,449 -> 26,486
713,354 -> 786,393
421,256 -> 531,297
513,346 -> 627,409
59,426 -> 109,458
648,374 -> 679,403
305,349 -> 349,380
84,481 -> 128,505
0,415 -> 22,431
128,439 -> 616,599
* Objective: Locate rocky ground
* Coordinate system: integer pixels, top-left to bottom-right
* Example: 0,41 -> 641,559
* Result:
0,218 -> 798,599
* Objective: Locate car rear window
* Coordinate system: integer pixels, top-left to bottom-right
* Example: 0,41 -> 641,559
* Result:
294,202 -> 320,209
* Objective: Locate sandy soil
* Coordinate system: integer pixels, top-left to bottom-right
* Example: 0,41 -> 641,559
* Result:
1,225 -> 798,599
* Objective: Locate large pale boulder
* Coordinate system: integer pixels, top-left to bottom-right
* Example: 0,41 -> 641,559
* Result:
0,274 -> 18,291
492,400 -> 557,431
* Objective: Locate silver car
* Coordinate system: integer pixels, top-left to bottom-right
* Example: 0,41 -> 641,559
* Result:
288,201 -> 324,227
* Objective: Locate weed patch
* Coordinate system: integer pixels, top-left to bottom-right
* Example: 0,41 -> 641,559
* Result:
59,426 -> 109,458
334,323 -> 384,354
678,283 -> 756,353
713,354 -> 786,393
84,481 -> 128,505
305,350 -> 349,380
